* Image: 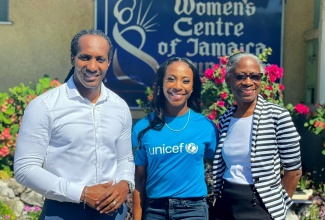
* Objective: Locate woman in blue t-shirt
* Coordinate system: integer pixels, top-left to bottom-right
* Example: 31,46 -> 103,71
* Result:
132,57 -> 217,220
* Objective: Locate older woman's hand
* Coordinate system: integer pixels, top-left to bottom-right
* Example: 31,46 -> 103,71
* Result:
281,169 -> 302,197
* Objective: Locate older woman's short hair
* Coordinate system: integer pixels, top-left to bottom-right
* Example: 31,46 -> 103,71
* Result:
226,52 -> 265,79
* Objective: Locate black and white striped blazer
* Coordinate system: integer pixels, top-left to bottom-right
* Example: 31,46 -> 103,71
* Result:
212,95 -> 301,220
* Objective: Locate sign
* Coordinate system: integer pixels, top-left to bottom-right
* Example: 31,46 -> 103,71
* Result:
96,0 -> 284,106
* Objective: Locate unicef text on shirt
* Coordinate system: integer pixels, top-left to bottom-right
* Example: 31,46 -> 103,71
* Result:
149,143 -> 199,155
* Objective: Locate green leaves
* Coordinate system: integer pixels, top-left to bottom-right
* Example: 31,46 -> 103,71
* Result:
0,200 -> 16,219
136,86 -> 153,113
0,75 -> 61,172
258,47 -> 273,62
304,104 -> 325,135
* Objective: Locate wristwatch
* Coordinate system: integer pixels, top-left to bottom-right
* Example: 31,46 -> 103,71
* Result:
126,180 -> 135,193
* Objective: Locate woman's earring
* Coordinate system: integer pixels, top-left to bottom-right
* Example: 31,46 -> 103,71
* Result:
157,88 -> 160,96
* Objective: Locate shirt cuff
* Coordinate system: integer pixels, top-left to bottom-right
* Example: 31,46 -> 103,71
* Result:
66,182 -> 85,203
115,171 -> 135,185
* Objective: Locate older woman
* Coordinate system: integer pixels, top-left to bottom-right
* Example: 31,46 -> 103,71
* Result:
212,52 -> 302,220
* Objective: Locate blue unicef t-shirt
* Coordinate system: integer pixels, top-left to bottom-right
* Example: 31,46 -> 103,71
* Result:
132,109 -> 217,199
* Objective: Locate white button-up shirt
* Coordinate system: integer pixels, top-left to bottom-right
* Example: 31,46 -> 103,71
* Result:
14,77 -> 134,203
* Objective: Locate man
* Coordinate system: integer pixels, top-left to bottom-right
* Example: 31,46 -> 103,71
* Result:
14,29 -> 135,219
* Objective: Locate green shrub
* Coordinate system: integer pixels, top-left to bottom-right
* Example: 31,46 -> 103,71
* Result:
0,201 -> 16,219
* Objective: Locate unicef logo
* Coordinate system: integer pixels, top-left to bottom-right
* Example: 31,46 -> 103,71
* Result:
186,143 -> 198,154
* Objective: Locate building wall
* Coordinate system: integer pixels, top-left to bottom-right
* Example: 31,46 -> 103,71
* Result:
0,0 -> 317,107
0,0 -> 94,91
283,0 -> 314,105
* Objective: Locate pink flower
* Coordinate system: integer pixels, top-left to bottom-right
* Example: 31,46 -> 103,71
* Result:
265,86 -> 273,91
220,67 -> 226,78
212,64 -> 220,70
217,100 -> 225,107
264,64 -> 283,82
1,128 -> 12,140
200,77 -> 208,84
204,69 -> 215,80
314,121 -> 325,129
33,206 -> 41,212
219,56 -> 228,65
207,110 -> 217,120
50,79 -> 61,87
214,68 -> 226,85
268,75 -> 277,83
11,115 -> 16,122
220,92 -> 228,99
0,146 -> 10,157
279,84 -> 285,90
294,103 -> 309,114
147,94 -> 153,102
214,77 -> 224,85
24,205 -> 32,212
1,105 -> 7,112
207,113 -> 216,120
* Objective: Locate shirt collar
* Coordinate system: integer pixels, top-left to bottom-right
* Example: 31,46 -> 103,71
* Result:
65,75 -> 109,103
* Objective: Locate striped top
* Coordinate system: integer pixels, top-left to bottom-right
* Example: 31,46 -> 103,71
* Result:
213,95 -> 301,220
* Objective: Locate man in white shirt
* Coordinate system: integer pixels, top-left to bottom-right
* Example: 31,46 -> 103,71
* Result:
14,29 -> 135,219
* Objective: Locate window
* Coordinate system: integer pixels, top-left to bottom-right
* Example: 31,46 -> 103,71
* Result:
0,0 -> 11,24
304,39 -> 318,104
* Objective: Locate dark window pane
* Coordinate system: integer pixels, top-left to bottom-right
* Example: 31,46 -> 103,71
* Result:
0,0 -> 9,22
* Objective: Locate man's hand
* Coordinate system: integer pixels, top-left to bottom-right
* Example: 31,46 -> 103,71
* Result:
81,181 -> 113,209
95,180 -> 129,215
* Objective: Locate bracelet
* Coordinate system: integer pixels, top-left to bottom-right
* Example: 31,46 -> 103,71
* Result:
83,186 -> 88,209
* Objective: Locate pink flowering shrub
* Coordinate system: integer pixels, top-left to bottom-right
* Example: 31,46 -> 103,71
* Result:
304,104 -> 325,154
305,104 -> 325,134
264,64 -> 284,83
201,48 -> 309,124
0,76 -> 61,175
294,103 -> 311,115
23,205 -> 42,219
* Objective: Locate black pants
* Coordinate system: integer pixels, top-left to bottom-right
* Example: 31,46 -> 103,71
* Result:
212,180 -> 273,220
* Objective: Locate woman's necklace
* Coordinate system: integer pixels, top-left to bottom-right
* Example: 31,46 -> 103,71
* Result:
165,110 -> 191,132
